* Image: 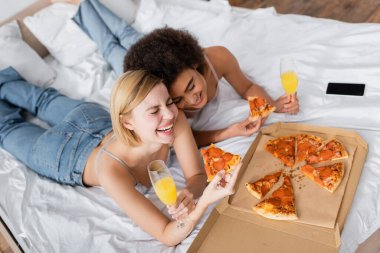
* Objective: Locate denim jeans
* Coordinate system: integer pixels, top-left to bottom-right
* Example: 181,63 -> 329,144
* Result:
0,67 -> 112,186
72,0 -> 143,75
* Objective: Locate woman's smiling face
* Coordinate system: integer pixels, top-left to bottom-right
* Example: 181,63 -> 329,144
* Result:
126,83 -> 178,144
169,68 -> 208,111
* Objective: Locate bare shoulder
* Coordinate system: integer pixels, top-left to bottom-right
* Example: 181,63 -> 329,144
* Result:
204,46 -> 233,62
204,46 -> 238,74
97,153 -> 136,188
174,110 -> 191,133
176,110 -> 187,122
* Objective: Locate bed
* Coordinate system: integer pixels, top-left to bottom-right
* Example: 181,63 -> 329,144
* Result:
1,0 -> 380,252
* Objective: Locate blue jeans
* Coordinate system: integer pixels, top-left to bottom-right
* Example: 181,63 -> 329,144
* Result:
0,67 -> 112,186
72,0 -> 143,75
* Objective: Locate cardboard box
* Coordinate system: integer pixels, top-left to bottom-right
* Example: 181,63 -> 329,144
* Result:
188,122 -> 368,253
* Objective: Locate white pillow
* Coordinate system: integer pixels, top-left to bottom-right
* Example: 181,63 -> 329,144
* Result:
0,21 -> 56,86
23,3 -> 97,67
134,0 -> 232,44
99,0 -> 137,24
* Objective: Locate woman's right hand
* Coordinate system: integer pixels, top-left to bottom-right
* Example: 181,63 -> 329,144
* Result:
226,117 -> 262,138
198,163 -> 242,207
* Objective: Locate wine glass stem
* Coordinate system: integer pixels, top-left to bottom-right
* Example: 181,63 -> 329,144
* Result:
285,93 -> 294,122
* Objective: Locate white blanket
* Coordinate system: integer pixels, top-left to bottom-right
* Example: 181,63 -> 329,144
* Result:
1,0 -> 380,252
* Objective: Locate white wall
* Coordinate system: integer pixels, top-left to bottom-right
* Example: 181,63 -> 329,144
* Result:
0,0 -> 39,22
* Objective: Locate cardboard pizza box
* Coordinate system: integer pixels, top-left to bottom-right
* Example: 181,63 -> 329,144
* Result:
188,122 -> 368,253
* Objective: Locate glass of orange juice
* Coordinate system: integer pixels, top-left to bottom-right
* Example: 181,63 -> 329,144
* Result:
280,56 -> 298,120
148,160 -> 188,228
148,160 -> 177,206
280,56 -> 298,95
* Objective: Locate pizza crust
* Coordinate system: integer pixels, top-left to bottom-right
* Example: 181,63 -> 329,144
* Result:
245,170 -> 283,199
305,139 -> 348,164
253,176 -> 298,220
253,204 -> 298,220
301,163 -> 345,192
245,183 -> 263,199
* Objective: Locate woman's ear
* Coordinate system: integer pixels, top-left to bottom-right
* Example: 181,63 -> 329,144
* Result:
119,114 -> 134,131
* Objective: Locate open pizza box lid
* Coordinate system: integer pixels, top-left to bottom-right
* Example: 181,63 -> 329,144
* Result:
188,122 -> 368,253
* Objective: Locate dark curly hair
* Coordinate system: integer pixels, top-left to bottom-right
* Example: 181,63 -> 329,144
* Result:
123,27 -> 206,88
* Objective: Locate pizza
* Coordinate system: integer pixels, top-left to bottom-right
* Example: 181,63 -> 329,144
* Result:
248,96 -> 276,121
296,134 -> 324,163
246,134 -> 350,221
201,144 -> 241,182
265,136 -> 296,167
245,170 -> 283,199
253,175 -> 297,220
305,139 -> 348,164
300,163 -> 345,192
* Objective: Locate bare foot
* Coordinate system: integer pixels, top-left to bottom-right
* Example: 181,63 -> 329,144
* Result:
49,0 -> 81,5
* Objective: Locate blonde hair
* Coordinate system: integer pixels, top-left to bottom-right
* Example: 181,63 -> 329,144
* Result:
110,70 -> 162,146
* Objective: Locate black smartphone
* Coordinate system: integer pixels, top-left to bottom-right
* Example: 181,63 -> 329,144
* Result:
326,82 -> 365,96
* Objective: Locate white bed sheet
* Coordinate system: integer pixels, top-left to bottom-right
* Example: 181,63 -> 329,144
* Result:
1,0 -> 380,252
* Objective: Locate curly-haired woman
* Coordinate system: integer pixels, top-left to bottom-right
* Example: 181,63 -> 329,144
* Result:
123,28 -> 300,146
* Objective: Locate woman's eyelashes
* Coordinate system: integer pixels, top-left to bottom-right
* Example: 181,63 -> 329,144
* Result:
187,80 -> 195,91
172,97 -> 183,105
171,77 -> 195,105
150,107 -> 159,115
149,99 -> 175,114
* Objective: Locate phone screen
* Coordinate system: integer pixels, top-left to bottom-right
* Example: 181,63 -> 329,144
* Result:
326,82 -> 365,96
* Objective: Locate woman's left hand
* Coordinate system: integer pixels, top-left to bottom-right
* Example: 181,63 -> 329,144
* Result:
167,188 -> 196,220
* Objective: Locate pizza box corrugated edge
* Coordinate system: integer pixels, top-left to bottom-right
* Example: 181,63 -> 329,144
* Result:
188,122 -> 368,253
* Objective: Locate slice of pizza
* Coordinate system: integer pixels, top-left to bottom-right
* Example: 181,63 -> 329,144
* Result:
296,134 -> 324,163
201,144 -> 241,182
248,96 -> 276,121
253,175 -> 297,220
265,136 -> 296,167
305,139 -> 348,164
245,170 -> 283,199
300,162 -> 345,192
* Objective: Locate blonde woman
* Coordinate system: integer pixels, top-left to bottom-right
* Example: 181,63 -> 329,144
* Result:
0,67 -> 241,245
